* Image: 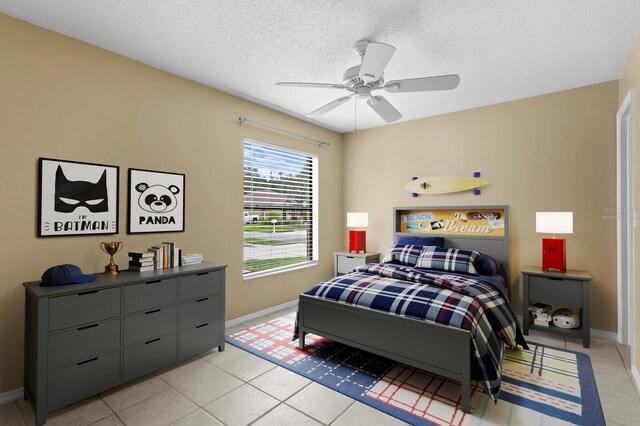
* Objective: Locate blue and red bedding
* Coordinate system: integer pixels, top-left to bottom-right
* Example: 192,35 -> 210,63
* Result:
295,263 -> 528,402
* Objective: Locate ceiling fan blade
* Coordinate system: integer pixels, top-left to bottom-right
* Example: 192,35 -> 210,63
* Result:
367,96 -> 402,122
384,74 -> 460,93
359,42 -> 396,82
307,96 -> 352,118
276,82 -> 345,89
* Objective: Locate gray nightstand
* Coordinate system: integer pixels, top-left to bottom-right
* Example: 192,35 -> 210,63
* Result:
334,252 -> 380,276
522,266 -> 591,348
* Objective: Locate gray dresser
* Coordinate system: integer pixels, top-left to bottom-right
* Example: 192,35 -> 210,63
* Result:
23,262 -> 226,426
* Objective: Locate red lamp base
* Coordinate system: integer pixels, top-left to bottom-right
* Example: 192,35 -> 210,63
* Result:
542,238 -> 566,273
349,230 -> 366,253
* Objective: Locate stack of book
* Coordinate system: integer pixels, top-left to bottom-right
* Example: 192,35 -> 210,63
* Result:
182,253 -> 203,265
128,251 -> 155,272
529,302 -> 553,327
148,242 -> 182,269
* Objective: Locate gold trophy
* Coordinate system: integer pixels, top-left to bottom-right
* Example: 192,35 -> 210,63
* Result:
100,241 -> 123,275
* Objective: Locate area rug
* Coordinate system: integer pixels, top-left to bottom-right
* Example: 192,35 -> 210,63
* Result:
226,313 -> 605,426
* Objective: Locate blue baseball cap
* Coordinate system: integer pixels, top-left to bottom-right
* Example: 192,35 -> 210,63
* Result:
41,264 -> 96,287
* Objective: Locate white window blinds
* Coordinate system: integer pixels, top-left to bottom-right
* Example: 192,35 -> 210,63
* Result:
243,139 -> 318,277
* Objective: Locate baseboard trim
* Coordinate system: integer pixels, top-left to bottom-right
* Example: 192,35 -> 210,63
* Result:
631,366 -> 640,395
515,315 -> 616,341
225,299 -> 298,328
0,387 -> 22,405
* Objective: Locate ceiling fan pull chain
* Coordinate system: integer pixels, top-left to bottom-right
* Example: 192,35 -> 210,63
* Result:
354,98 -> 357,133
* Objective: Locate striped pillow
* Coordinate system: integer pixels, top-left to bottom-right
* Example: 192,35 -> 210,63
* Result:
416,246 -> 481,275
382,244 -> 425,266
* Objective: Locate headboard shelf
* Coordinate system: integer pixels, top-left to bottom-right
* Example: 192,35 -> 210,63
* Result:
393,205 -> 510,285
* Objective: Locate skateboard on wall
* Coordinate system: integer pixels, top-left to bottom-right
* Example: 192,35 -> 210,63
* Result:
405,174 -> 489,196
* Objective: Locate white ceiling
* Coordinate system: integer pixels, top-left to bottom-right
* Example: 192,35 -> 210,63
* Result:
1,1 -> 639,133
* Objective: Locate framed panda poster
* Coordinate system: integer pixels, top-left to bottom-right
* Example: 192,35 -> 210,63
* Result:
38,158 -> 119,237
127,168 -> 185,234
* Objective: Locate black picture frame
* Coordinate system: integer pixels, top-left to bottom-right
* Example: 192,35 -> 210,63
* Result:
127,168 -> 185,234
38,158 -> 119,237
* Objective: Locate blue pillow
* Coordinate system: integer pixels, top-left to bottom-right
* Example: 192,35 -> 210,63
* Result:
475,253 -> 501,276
416,246 -> 480,275
395,236 -> 445,248
382,244 -> 425,266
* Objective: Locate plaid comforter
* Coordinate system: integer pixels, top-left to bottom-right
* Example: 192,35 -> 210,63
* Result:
295,263 -> 528,401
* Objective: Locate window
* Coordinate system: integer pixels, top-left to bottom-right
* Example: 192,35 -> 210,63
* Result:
243,139 -> 318,278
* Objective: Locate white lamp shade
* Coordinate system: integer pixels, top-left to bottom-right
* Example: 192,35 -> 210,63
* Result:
347,212 -> 368,228
536,212 -> 573,234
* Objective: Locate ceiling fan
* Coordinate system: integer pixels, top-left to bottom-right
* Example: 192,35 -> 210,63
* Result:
276,40 -> 460,123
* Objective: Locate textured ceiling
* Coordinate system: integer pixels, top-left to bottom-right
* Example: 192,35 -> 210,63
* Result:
1,0 -> 639,133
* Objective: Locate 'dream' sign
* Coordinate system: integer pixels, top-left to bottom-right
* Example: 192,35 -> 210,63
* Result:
400,209 -> 505,237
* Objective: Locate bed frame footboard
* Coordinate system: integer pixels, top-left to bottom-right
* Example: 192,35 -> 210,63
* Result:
297,294 -> 472,413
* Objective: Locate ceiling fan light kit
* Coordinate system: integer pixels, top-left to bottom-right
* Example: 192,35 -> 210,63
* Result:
276,40 -> 460,124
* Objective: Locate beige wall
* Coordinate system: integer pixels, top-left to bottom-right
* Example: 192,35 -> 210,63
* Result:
619,32 -> 640,375
0,13 -> 344,392
343,81 -> 618,332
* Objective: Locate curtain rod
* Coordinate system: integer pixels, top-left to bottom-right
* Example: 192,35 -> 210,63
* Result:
238,117 -> 330,147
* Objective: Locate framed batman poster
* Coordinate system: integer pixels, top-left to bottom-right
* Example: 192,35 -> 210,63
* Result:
128,168 -> 185,234
38,158 -> 119,237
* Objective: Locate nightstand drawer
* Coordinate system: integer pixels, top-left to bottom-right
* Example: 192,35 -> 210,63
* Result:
529,275 -> 582,306
337,255 -> 364,274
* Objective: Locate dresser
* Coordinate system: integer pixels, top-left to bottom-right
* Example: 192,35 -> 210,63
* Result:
23,262 -> 226,426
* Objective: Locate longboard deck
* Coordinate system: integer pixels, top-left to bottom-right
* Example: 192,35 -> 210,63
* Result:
405,176 -> 489,194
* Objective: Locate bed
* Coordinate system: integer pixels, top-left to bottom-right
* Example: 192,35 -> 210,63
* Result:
295,205 -> 526,413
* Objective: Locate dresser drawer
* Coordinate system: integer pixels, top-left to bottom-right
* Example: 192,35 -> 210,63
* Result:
179,320 -> 222,359
48,319 -> 121,369
180,270 -> 223,301
47,351 -> 120,411
337,255 -> 365,274
529,275 -> 583,307
179,295 -> 222,330
124,278 -> 178,314
124,305 -> 178,346
123,333 -> 177,381
48,288 -> 121,332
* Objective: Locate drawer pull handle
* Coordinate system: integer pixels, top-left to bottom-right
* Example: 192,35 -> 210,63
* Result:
77,357 -> 98,366
196,272 -> 209,276
146,280 -> 161,285
346,256 -> 354,259
77,324 -> 99,331
145,309 -> 161,315
145,338 -> 161,344
547,277 -> 563,281
78,290 -> 99,296
196,323 -> 209,329
196,297 -> 208,303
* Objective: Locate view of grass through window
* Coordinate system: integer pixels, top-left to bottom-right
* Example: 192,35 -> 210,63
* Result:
243,139 -> 317,275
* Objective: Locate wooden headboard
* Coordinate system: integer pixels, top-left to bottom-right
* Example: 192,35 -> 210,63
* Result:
393,205 -> 510,285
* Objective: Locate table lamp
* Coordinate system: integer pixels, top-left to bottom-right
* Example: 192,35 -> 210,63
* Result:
347,212 -> 368,253
536,212 -> 573,272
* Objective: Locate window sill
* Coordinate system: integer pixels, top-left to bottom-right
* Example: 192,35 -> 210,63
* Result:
243,260 -> 319,281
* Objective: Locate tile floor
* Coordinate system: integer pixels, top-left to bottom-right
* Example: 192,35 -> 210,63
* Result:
1,307 -> 639,425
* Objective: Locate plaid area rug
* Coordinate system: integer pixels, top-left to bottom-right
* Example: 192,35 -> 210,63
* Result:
226,313 -> 605,426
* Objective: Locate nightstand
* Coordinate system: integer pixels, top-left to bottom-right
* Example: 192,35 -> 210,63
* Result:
522,266 -> 591,348
334,252 -> 380,276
